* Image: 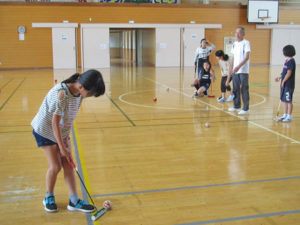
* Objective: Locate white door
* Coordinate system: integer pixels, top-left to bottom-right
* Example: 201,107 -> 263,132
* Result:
156,28 -> 180,67
82,28 -> 110,69
52,28 -> 77,69
271,29 -> 300,65
183,28 -> 205,67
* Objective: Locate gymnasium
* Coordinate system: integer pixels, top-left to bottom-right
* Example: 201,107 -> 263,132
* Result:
0,0 -> 299,224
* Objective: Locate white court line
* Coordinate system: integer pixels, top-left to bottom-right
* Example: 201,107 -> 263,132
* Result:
143,77 -> 300,145
119,89 -> 216,111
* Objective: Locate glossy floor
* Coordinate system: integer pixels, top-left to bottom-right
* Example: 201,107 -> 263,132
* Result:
0,64 -> 299,225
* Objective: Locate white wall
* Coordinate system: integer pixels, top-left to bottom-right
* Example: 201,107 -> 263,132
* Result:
271,29 -> 300,65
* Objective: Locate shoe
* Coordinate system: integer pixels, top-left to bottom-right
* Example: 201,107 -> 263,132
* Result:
277,115 -> 287,121
282,117 -> 292,122
193,92 -> 199,98
218,97 -> 226,102
226,94 -> 234,101
238,109 -> 250,115
67,199 -> 95,213
228,107 -> 241,112
43,196 -> 58,212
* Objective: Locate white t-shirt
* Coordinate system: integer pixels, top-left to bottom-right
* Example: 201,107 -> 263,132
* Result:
219,58 -> 231,77
231,39 -> 251,74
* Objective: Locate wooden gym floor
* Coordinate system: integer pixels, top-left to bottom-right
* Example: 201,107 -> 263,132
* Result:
0,63 -> 299,225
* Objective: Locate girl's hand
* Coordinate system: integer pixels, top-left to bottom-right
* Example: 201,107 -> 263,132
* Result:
63,135 -> 71,148
275,77 -> 281,82
60,146 -> 72,164
225,80 -> 230,87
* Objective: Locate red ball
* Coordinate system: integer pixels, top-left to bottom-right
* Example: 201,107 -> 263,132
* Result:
153,97 -> 157,102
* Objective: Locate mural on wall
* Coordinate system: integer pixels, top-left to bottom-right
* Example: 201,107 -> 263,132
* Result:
99,0 -> 177,3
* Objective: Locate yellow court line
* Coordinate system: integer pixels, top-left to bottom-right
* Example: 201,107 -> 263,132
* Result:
73,122 -> 101,225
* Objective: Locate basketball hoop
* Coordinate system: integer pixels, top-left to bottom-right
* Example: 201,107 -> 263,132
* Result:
259,16 -> 271,25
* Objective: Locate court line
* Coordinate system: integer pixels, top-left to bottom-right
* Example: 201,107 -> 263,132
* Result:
91,175 -> 300,198
106,93 -> 136,126
175,209 -> 300,225
119,90 -> 216,111
142,77 -> 300,144
249,82 -> 270,87
0,78 -> 25,111
72,122 -> 100,225
119,89 -> 266,110
0,78 -> 13,91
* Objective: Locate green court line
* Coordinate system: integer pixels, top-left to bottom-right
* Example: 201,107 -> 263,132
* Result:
0,78 -> 26,111
249,83 -> 270,87
77,119 -> 247,130
106,93 -> 136,127
0,78 -> 13,91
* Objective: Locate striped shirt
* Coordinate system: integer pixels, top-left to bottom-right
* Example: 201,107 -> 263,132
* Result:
31,83 -> 82,142
194,44 -> 216,63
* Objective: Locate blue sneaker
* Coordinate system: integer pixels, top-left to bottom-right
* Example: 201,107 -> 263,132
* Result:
67,199 -> 95,213
218,97 -> 226,102
43,196 -> 58,212
226,94 -> 234,101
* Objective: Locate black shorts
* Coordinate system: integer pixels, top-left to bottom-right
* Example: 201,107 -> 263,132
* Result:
280,87 -> 294,103
221,76 -> 232,93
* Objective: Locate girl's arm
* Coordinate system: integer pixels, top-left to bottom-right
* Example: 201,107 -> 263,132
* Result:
281,70 -> 292,88
52,113 -> 71,162
210,69 -> 215,82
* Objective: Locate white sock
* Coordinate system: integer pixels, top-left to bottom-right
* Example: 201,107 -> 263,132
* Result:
282,113 -> 287,118
286,114 -> 292,119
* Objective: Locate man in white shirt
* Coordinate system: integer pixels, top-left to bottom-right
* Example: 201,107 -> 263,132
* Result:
194,39 -> 216,78
226,26 -> 251,114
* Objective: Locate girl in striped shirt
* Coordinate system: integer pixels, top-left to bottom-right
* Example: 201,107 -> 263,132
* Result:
31,70 -> 105,213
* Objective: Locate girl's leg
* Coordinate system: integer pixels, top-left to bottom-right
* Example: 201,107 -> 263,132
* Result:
221,77 -> 226,98
42,145 -> 62,194
61,138 -> 95,213
61,157 -> 77,195
42,145 -> 61,212
197,86 -> 206,95
284,102 -> 288,115
61,137 -> 77,195
287,102 -> 293,115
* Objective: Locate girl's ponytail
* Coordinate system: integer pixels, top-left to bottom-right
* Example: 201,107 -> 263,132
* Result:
62,73 -> 80,84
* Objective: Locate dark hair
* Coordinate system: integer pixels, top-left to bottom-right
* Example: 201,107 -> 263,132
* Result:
202,60 -> 211,74
201,38 -> 206,43
283,45 -> 296,57
215,50 -> 229,61
62,69 -> 105,97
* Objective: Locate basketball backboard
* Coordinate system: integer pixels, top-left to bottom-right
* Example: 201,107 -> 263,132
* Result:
248,0 -> 279,24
